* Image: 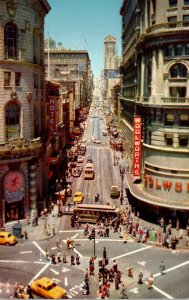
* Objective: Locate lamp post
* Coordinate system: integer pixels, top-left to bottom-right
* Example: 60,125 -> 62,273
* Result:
113,139 -> 117,166
119,161 -> 126,205
56,178 -> 63,212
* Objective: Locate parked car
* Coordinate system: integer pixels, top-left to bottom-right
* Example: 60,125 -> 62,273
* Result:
0,231 -> 17,245
73,192 -> 84,204
73,165 -> 82,177
30,277 -> 67,299
110,185 -> 120,198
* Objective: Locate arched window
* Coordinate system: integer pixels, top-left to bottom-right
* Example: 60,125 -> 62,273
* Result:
5,101 -> 20,140
170,63 -> 187,78
4,22 -> 18,60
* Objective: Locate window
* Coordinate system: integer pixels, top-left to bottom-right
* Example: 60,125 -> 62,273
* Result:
168,16 -> 177,23
4,22 -> 18,60
170,87 -> 186,97
4,72 -> 11,86
175,45 -> 183,56
169,0 -> 177,6
33,74 -> 38,89
5,102 -> 20,125
179,136 -> 188,147
165,134 -> 173,146
165,45 -> 173,57
165,114 -> 175,126
185,44 -> 189,55
183,15 -> 189,21
15,72 -> 21,86
179,114 -> 189,126
170,63 -> 187,78
184,0 -> 189,5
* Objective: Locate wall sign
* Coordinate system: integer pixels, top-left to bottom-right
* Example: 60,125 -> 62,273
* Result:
144,175 -> 189,193
49,98 -> 56,132
4,171 -> 25,203
133,116 -> 142,176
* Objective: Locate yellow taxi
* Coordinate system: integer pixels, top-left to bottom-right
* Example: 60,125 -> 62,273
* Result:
73,191 -> 84,204
0,231 -> 17,245
30,277 -> 67,299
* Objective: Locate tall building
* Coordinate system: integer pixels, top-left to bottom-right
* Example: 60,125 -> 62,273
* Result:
0,0 -> 51,223
120,0 -> 189,224
104,35 -> 116,70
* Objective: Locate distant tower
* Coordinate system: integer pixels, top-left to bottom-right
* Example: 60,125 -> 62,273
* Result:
104,35 -> 116,70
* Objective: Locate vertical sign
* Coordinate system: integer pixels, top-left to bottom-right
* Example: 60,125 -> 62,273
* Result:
49,98 -> 56,132
133,116 -> 142,176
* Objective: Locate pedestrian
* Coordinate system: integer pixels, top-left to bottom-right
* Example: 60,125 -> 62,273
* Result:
46,224 -> 51,236
103,247 -> 107,259
147,274 -> 154,290
138,271 -> 143,284
90,263 -> 95,275
114,272 -> 119,290
56,237 -> 60,248
35,216 -> 38,226
23,230 -> 28,239
113,259 -> 117,272
85,281 -> 90,295
57,249 -> 61,263
51,253 -> 56,264
120,283 -> 128,299
84,268 -> 89,283
45,248 -> 49,261
106,226 -> 110,237
171,237 -> 176,250
62,252 -> 67,263
127,264 -> 133,277
70,255 -> 75,266
52,224 -> 55,235
159,261 -> 166,275
76,253 -> 80,265
26,285 -> 33,299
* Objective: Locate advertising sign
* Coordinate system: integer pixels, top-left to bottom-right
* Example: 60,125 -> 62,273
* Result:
133,116 -> 142,176
49,98 -> 56,132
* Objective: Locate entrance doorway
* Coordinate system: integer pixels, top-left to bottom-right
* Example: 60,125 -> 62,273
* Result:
5,200 -> 24,222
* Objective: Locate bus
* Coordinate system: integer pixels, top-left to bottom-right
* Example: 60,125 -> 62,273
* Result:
72,204 -> 120,223
84,162 -> 94,179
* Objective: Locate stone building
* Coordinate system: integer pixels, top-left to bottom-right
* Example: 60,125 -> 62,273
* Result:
0,0 -> 50,223
120,0 -> 189,224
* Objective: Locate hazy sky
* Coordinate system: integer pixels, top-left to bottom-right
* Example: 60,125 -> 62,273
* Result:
44,0 -> 122,77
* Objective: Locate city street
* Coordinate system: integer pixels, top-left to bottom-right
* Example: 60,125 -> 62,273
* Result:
1,110 -> 189,299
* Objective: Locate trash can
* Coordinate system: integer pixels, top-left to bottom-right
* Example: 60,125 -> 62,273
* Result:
149,230 -> 157,242
12,223 -> 22,238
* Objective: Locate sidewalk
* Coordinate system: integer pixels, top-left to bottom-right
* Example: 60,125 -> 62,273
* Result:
4,204 -> 63,241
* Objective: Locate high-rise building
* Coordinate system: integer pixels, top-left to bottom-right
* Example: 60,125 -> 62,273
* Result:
0,0 -> 51,223
120,0 -> 189,224
104,35 -> 116,70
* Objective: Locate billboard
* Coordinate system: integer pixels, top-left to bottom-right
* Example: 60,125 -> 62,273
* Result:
133,116 -> 142,177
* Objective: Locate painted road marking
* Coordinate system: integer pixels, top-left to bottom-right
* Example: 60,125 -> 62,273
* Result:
137,261 -> 146,266
62,267 -> 70,273
33,241 -> 46,256
65,277 -> 68,287
62,238 -> 133,242
0,260 -> 45,264
129,287 -> 138,294
50,268 -> 59,275
28,261 -> 51,285
71,233 -> 78,239
144,281 -> 174,299
59,230 -> 83,233
112,245 -> 153,260
51,247 -> 57,250
153,260 -> 189,278
73,247 -> 83,258
52,278 -> 61,283
20,251 -> 32,254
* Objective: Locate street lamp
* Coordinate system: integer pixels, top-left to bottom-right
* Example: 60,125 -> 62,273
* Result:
113,139 -> 117,166
119,160 -> 126,205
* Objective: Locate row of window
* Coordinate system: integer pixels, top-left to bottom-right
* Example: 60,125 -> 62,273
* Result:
4,72 -> 43,89
168,15 -> 189,22
165,134 -> 189,147
165,44 -> 189,57
165,114 -> 189,126
169,0 -> 189,7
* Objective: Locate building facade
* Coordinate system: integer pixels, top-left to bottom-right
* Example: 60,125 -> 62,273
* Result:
120,0 -> 189,224
0,0 -> 50,223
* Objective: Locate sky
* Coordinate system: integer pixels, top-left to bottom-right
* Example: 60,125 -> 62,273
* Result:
44,0 -> 123,77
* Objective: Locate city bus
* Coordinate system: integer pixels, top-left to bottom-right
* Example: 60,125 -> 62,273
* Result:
84,162 -> 94,179
71,204 -> 120,223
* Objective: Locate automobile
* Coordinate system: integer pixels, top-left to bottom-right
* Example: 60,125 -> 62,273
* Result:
30,277 -> 67,299
0,231 -> 17,245
77,155 -> 84,163
73,191 -> 84,204
95,139 -> 101,144
102,130 -> 107,136
87,155 -> 93,163
66,184 -> 72,197
110,185 -> 120,198
72,165 -> 82,177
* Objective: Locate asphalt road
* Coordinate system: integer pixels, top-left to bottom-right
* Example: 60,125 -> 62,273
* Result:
1,109 -> 189,299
